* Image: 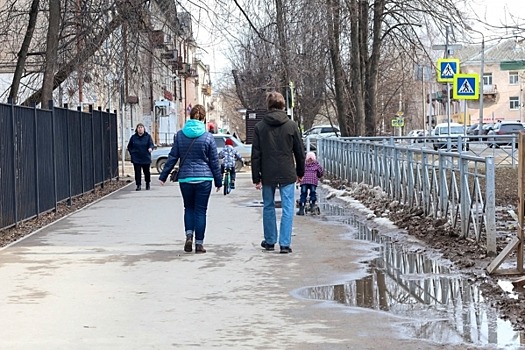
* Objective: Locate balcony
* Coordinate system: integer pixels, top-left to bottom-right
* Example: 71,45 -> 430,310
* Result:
482,84 -> 498,102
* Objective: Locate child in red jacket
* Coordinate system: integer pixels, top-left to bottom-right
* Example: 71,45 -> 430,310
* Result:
297,152 -> 323,215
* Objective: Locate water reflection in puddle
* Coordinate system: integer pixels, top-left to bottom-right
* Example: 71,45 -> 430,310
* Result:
297,203 -> 525,349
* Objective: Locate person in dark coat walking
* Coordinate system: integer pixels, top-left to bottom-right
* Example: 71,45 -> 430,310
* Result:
159,104 -> 222,254
251,91 -> 305,254
127,123 -> 154,191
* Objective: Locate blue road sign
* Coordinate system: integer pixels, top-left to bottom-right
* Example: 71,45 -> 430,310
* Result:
437,58 -> 460,82
453,74 -> 479,100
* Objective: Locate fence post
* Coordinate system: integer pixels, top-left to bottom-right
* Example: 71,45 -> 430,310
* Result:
77,106 -> 85,194
64,104 -> 72,206
460,156 -> 469,238
49,100 -> 58,211
34,103 -> 40,216
8,98 -> 18,225
439,153 -> 447,217
485,156 -> 496,255
407,150 -> 414,206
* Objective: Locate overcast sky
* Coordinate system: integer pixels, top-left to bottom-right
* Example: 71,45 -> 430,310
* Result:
466,0 -> 524,36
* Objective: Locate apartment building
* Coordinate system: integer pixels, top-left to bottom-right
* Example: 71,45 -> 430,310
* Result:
456,38 -> 525,124
0,2 -> 213,147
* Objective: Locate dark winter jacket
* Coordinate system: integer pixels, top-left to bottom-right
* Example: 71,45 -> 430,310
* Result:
251,109 -> 305,186
127,131 -> 154,165
159,119 -> 222,187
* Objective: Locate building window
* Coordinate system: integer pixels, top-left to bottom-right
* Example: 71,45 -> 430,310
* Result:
483,73 -> 493,86
509,72 -> 519,85
510,96 -> 520,110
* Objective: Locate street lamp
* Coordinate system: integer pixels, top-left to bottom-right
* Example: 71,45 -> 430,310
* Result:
466,26 -> 485,137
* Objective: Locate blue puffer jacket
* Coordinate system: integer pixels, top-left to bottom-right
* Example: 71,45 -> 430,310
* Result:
159,119 -> 222,187
127,131 -> 154,165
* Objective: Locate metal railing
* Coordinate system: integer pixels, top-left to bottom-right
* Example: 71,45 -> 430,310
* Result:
317,137 -> 496,254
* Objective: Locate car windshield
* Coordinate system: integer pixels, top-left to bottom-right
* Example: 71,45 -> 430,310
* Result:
438,126 -> 464,134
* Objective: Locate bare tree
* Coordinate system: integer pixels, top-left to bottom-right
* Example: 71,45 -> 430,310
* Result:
40,0 -> 60,106
8,0 -> 40,103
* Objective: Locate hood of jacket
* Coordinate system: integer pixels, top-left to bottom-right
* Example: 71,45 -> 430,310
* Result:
182,119 -> 206,138
263,109 -> 289,126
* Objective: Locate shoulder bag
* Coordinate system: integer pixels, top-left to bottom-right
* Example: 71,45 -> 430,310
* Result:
170,138 -> 197,182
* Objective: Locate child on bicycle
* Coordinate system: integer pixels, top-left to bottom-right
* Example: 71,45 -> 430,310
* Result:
297,152 -> 323,215
219,138 -> 243,189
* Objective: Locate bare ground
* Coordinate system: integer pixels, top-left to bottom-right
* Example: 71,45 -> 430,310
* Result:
0,178 -> 132,247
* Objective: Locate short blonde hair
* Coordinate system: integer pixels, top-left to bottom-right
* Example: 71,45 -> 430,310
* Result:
267,91 -> 285,110
190,104 -> 206,121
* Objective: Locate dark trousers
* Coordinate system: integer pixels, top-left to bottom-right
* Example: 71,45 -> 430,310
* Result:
299,184 -> 317,204
221,164 -> 236,181
133,163 -> 151,186
179,181 -> 212,243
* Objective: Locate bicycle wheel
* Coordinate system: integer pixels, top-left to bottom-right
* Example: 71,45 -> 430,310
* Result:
223,171 -> 230,195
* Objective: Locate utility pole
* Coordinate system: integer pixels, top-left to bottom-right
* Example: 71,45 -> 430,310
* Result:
432,27 -> 462,138
466,25 -> 485,139
445,26 -> 451,136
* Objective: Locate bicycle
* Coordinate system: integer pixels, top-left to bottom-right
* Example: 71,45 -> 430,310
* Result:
223,167 -> 234,195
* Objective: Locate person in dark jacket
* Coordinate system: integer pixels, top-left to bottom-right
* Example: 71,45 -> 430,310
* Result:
127,123 -> 154,191
159,104 -> 222,254
251,91 -> 305,254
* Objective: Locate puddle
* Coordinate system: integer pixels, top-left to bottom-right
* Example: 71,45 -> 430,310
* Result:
297,203 -> 525,349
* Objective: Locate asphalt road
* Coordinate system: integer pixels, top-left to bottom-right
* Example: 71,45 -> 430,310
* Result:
0,172 -> 479,350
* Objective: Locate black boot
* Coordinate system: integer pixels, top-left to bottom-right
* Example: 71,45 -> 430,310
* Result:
136,185 -> 141,191
296,204 -> 305,216
146,183 -> 150,190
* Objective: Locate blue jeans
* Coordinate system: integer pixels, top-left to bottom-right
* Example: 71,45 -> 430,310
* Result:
179,181 -> 212,244
299,184 -> 317,204
262,183 -> 295,248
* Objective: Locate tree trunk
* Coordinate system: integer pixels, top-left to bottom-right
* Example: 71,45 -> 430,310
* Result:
9,0 -> 40,104
275,0 -> 291,117
364,0 -> 385,136
326,0 -> 349,136
40,0 -> 60,108
349,0 -> 365,136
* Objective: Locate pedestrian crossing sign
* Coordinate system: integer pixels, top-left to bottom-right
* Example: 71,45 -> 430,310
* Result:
453,73 -> 479,100
436,58 -> 460,82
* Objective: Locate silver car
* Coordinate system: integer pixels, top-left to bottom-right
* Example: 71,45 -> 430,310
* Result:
151,133 -> 251,173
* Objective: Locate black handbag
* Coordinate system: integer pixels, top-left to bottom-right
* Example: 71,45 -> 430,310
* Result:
169,168 -> 180,182
170,138 -> 196,182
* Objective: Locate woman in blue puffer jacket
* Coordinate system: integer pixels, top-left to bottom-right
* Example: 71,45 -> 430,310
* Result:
159,104 -> 222,254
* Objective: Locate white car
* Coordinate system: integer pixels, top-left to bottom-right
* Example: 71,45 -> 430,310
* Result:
151,133 -> 251,173
432,123 -> 469,151
407,129 -> 429,143
302,125 -> 340,150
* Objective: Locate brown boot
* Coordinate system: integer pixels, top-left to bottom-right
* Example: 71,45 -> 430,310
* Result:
195,244 -> 207,254
184,237 -> 193,252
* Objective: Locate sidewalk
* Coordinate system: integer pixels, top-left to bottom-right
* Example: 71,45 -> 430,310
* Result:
0,172 -> 468,350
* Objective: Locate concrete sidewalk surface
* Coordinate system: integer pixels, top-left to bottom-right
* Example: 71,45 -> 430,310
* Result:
0,172 -> 468,350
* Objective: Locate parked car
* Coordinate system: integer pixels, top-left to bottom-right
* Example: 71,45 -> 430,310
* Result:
303,125 -> 340,138
151,133 -> 251,173
487,121 -> 524,147
407,129 -> 429,143
467,123 -> 494,141
303,124 -> 340,150
432,122 -> 469,151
